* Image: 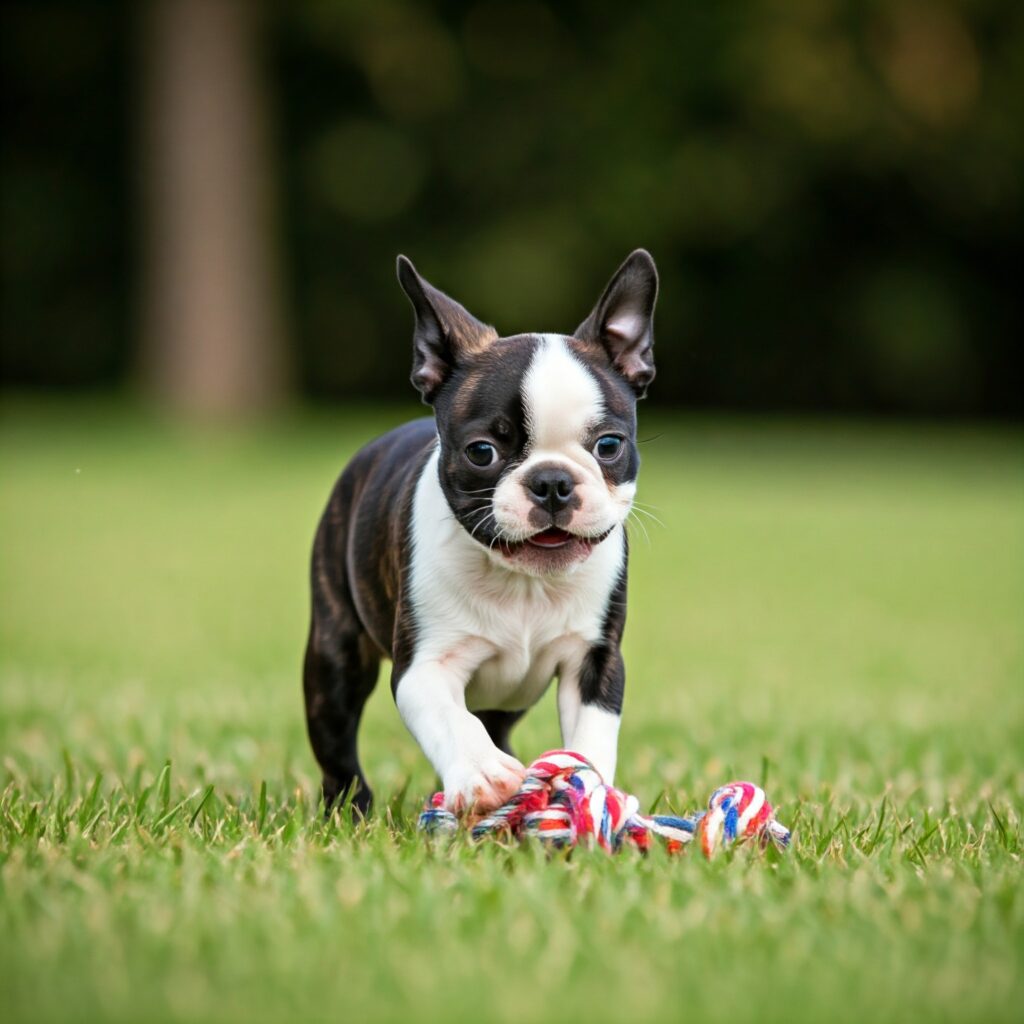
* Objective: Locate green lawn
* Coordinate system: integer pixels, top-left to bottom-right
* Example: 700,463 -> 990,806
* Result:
1,399 -> 1021,1024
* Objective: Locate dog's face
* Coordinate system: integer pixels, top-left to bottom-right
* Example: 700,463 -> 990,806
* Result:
397,252 -> 658,576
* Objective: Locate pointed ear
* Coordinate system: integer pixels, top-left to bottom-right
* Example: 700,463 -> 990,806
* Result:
396,255 -> 498,404
575,249 -> 658,398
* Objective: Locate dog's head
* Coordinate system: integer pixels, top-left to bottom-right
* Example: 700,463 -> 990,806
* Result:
397,251 -> 658,575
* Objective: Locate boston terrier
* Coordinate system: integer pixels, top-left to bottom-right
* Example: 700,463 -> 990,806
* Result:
303,250 -> 658,817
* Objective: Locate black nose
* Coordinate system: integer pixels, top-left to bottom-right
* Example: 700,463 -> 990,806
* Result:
525,466 -> 576,513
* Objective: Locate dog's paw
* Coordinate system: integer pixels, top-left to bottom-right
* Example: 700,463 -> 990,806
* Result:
443,750 -> 526,817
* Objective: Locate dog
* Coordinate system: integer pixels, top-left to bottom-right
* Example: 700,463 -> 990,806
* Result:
303,249 -> 658,817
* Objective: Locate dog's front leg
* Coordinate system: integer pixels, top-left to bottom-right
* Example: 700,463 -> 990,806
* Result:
557,647 -> 623,784
394,655 -> 526,815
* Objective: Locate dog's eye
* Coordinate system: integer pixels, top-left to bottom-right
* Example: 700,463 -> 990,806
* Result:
465,441 -> 498,468
593,435 -> 624,461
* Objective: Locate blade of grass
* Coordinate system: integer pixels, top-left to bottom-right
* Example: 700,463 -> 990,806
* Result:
157,761 -> 171,813
189,784 -> 215,829
257,780 -> 268,833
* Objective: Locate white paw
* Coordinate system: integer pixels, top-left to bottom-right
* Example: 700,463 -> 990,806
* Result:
443,750 -> 526,816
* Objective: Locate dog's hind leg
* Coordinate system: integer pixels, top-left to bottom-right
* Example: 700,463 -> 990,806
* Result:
304,542 -> 380,817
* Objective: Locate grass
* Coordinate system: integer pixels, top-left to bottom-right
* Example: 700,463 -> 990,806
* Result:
1,398 -> 1021,1024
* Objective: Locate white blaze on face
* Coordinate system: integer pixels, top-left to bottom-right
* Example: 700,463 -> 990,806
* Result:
523,334 -> 605,451
491,334 -> 633,541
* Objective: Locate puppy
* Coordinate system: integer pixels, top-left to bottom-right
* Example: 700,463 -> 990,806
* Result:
303,250 -> 658,816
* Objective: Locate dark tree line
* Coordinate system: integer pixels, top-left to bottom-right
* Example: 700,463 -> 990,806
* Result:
2,1 -> 1021,416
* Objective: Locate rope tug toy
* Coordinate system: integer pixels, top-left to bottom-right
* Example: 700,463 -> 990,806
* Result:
418,749 -> 791,858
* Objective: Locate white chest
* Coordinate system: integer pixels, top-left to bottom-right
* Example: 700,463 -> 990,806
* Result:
463,600 -> 592,712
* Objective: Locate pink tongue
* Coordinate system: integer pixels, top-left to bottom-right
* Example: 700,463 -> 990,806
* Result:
530,528 -> 572,547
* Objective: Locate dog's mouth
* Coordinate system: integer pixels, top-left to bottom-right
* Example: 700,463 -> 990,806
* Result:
526,527 -> 575,549
496,526 -> 613,557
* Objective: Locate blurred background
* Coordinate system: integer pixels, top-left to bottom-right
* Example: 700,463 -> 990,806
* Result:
2,0 -> 1021,419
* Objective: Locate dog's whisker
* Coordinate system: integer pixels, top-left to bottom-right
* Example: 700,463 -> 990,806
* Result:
629,505 -> 665,529
469,510 -> 497,541
631,499 -> 663,514
627,509 -> 652,547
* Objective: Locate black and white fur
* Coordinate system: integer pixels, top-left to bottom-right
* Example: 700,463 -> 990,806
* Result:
304,250 -> 658,816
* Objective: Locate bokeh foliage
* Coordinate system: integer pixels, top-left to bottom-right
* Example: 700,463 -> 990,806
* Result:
2,0 -> 1022,413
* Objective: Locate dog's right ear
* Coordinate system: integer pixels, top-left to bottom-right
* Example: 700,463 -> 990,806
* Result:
396,256 -> 498,404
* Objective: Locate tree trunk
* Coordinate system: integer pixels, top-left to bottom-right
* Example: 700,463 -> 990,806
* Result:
139,0 -> 287,418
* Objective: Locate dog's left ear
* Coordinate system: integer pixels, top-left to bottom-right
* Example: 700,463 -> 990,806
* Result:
575,249 -> 658,398
397,255 -> 498,404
